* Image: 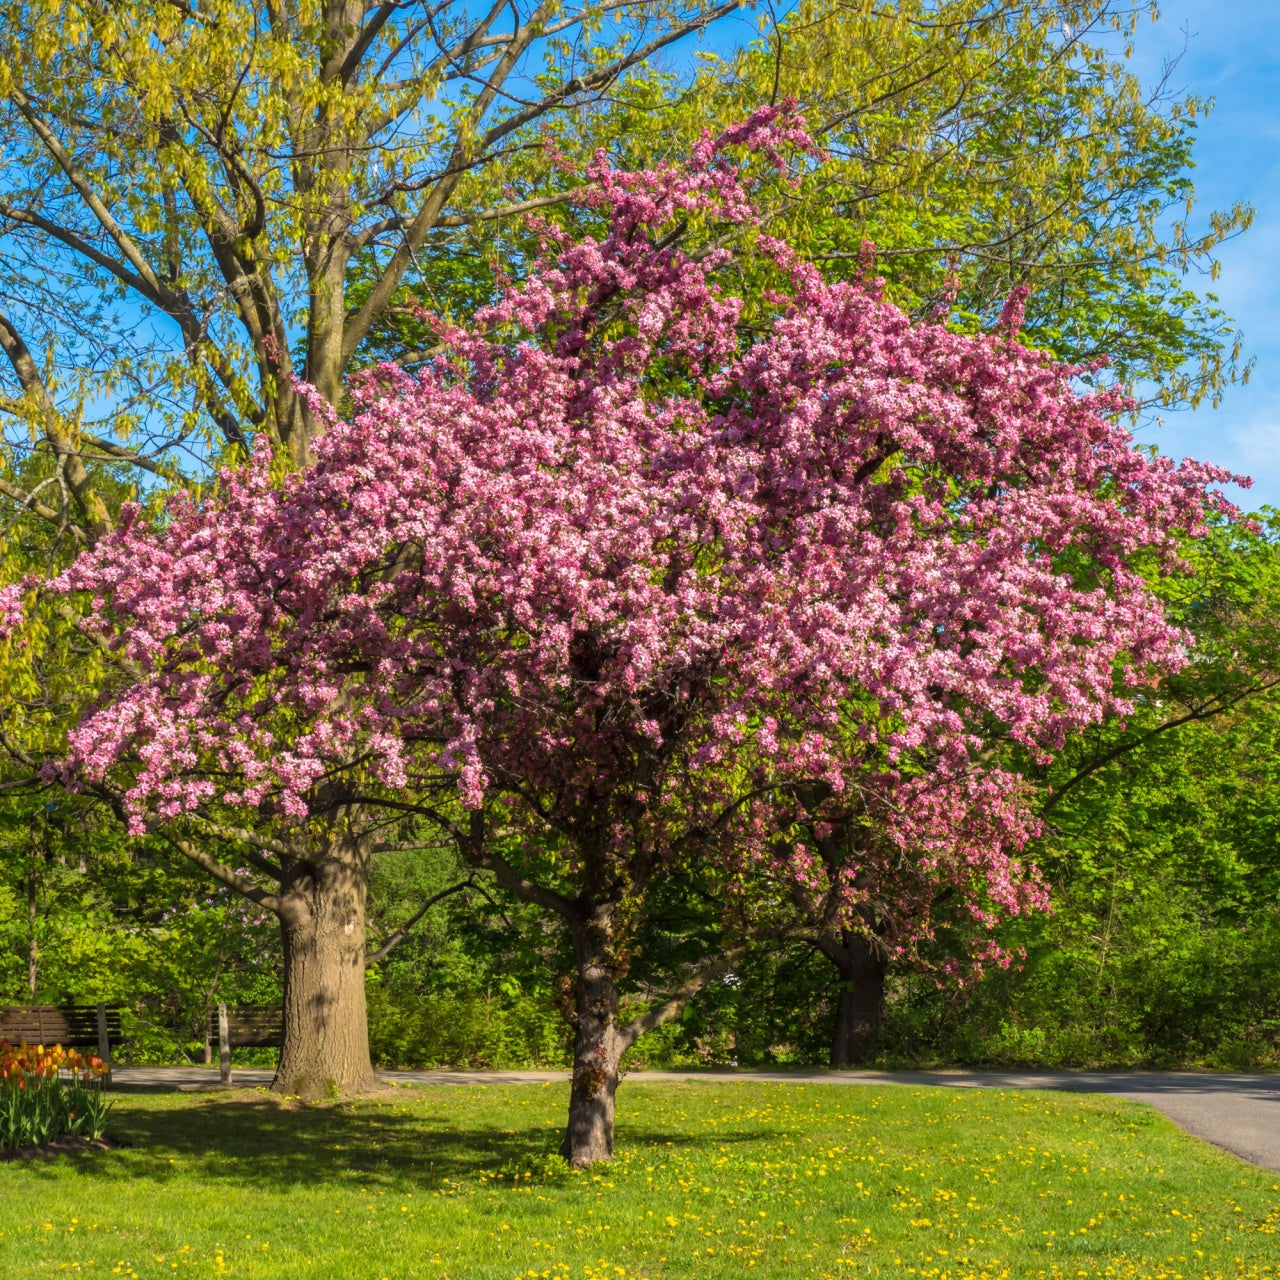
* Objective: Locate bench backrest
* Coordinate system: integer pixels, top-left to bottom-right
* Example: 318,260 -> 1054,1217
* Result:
0,1004 -> 122,1049
210,1005 -> 283,1048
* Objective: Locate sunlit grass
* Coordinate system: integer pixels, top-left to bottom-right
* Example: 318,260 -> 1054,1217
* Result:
3,1081 -> 1278,1278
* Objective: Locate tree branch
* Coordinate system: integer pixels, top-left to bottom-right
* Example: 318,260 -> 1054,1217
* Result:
618,945 -> 747,1049
0,311 -> 112,539
480,2 -> 743,152
10,88 -> 170,301
76,430 -> 164,474
156,827 -> 282,914
0,476 -> 87,542
48,599 -> 145,682
453,805 -> 576,919
365,876 -> 474,966
1042,680 -> 1280,815
186,811 -> 292,863
341,0 -> 558,360
70,763 -> 285,915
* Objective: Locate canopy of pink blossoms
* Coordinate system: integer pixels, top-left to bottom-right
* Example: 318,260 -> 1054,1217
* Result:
15,109 -> 1239,939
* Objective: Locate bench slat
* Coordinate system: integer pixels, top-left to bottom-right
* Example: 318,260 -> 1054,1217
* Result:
208,1006 -> 283,1049
0,1004 -> 124,1049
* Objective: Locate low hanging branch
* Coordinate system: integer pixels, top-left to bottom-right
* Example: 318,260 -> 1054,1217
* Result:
618,946 -> 749,1049
365,877 -> 475,967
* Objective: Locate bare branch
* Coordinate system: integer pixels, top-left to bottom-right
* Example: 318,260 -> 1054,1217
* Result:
339,1 -> 403,86
481,2 -> 743,152
10,87 -> 170,300
353,187 -> 587,249
76,431 -> 164,474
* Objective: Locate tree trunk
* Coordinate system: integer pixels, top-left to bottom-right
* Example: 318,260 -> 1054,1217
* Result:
562,909 -> 626,1168
828,934 -> 887,1068
273,835 -> 377,1097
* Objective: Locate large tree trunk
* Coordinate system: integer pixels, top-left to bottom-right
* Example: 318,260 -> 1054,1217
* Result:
827,933 -> 887,1068
562,908 -> 626,1168
273,834 -> 377,1097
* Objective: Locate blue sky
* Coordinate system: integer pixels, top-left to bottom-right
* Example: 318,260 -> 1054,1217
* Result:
1125,1 -> 1280,511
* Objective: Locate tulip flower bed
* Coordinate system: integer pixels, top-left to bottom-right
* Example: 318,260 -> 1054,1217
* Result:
0,1039 -> 111,1152
2,1081 -> 1279,1278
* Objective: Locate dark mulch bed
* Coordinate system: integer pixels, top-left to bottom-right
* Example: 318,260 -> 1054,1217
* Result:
1,1136 -> 119,1162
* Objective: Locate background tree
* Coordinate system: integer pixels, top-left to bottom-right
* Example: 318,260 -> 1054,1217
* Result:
0,0 -> 749,477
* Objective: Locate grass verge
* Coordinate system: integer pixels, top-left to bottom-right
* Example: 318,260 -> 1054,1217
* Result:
2,1081 -> 1277,1279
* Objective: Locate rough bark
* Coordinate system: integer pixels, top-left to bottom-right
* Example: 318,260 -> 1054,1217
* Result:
273,833 -> 377,1097
562,908 -> 626,1168
827,933 -> 887,1068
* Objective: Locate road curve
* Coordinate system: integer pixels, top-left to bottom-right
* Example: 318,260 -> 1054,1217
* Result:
112,1066 -> 1280,1173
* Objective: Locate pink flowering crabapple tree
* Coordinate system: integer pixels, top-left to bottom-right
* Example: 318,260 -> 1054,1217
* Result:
0,109 -> 1238,1160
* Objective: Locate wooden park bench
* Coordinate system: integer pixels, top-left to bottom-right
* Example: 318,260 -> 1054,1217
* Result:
207,1004 -> 282,1085
0,1003 -> 121,1081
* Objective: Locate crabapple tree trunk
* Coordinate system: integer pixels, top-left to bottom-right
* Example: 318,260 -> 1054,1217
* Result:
562,906 -> 627,1168
273,832 -> 377,1097
826,934 -> 888,1068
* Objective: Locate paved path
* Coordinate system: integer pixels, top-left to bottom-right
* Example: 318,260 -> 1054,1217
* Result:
113,1066 -> 1280,1173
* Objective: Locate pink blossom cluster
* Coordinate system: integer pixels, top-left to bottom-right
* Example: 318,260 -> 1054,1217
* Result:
23,109 -> 1241,956
736,768 -> 1049,977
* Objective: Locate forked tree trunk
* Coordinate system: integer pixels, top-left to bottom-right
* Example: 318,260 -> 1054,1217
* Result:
273,835 -> 377,1097
562,909 -> 626,1168
827,933 -> 887,1068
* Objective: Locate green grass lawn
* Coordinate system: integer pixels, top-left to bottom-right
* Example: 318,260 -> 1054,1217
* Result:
2,1081 -> 1278,1280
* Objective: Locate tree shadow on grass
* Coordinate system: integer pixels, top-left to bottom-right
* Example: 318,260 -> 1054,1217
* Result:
17,1091 -> 783,1192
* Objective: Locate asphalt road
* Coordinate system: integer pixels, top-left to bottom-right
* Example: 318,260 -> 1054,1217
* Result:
112,1066 -> 1280,1173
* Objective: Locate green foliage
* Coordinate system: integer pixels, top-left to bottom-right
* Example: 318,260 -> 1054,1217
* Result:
0,797 -> 281,1064
366,982 -> 569,1071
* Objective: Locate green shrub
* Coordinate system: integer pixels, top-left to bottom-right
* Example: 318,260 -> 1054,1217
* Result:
366,982 -> 570,1069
